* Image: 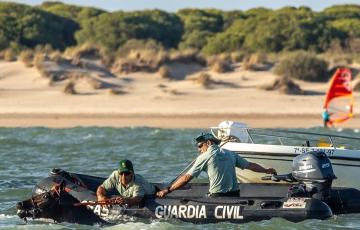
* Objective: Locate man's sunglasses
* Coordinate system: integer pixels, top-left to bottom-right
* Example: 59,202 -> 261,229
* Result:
120,172 -> 132,176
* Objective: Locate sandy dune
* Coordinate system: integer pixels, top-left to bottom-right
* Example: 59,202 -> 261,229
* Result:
0,60 -> 359,128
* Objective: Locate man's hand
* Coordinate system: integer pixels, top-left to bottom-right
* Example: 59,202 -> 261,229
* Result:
266,168 -> 277,174
97,195 -> 106,202
112,196 -> 126,205
246,163 -> 277,175
156,174 -> 192,198
156,189 -> 170,198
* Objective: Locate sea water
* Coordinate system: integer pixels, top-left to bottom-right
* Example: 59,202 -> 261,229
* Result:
0,127 -> 360,229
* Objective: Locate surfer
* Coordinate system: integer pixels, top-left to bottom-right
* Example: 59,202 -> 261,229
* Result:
156,133 -> 276,198
322,109 -> 333,128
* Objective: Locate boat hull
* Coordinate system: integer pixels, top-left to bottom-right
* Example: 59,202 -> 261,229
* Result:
222,142 -> 360,188
16,171 -> 345,225
17,171 -> 360,224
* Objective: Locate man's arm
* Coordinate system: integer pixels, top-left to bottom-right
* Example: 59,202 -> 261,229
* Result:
96,185 -> 107,201
156,174 -> 193,197
245,162 -> 276,174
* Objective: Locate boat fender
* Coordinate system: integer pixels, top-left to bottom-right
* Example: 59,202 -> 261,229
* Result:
260,201 -> 283,209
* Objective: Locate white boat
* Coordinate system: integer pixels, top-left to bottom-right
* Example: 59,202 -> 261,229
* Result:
211,121 -> 360,188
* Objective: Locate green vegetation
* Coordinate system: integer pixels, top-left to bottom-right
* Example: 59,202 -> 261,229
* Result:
0,2 -> 78,50
1,2 -> 360,78
274,51 -> 329,82
75,10 -> 183,51
39,1 -> 105,23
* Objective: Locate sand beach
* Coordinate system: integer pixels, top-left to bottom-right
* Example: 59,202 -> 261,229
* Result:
0,60 -> 359,129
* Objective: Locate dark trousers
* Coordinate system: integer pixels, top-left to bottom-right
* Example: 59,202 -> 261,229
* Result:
209,190 -> 240,197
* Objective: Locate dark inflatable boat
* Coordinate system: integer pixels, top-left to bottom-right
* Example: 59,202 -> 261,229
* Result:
16,151 -> 360,225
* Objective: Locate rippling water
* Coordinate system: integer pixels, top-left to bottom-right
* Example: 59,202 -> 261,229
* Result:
1,127 -> 360,229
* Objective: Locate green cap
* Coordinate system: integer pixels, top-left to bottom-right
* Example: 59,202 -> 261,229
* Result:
195,133 -> 221,145
118,159 -> 134,173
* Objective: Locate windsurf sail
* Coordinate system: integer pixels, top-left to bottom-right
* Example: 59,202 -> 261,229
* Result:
323,68 -> 353,125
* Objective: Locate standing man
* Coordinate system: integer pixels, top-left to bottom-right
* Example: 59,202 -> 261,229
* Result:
97,159 -> 155,206
156,133 -> 276,197
322,109 -> 333,128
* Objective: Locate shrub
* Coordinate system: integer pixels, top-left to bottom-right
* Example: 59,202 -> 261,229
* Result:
210,60 -> 232,73
134,49 -> 167,68
33,53 -> 46,69
118,39 -> 164,57
34,44 -> 53,54
117,39 -> 167,68
169,49 -> 206,66
63,81 -> 76,94
19,50 -> 34,67
87,77 -> 104,89
243,53 -> 268,70
157,83 -> 167,89
38,68 -> 51,79
158,66 -> 172,79
66,42 -> 103,59
4,49 -> 16,62
168,89 -> 179,95
274,51 -> 329,82
49,51 -> 67,64
259,76 -> 304,95
108,88 -> 127,95
194,72 -> 212,88
217,53 -> 232,63
230,51 -> 246,63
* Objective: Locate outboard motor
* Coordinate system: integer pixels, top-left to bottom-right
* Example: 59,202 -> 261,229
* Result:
290,151 -> 336,200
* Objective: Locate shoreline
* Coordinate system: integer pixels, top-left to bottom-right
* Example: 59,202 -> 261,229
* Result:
1,112 -> 357,128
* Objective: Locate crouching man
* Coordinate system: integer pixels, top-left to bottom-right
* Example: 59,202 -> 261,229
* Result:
97,159 -> 155,206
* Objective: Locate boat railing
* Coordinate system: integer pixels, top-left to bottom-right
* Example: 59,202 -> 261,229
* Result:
211,127 -> 360,150
244,132 -> 327,147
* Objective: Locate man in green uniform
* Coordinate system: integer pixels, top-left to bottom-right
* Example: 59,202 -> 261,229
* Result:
96,159 -> 155,206
156,133 -> 276,197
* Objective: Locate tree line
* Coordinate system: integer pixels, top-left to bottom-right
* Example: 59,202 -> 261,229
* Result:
0,1 -> 360,55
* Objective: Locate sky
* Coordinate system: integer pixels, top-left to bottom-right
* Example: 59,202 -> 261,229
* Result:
7,0 -> 360,12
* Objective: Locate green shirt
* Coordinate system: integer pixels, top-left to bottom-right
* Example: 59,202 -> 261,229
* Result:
101,171 -> 155,198
187,144 -> 249,194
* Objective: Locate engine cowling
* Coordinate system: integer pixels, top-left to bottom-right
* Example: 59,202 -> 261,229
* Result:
292,151 -> 336,183
290,151 -> 336,200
